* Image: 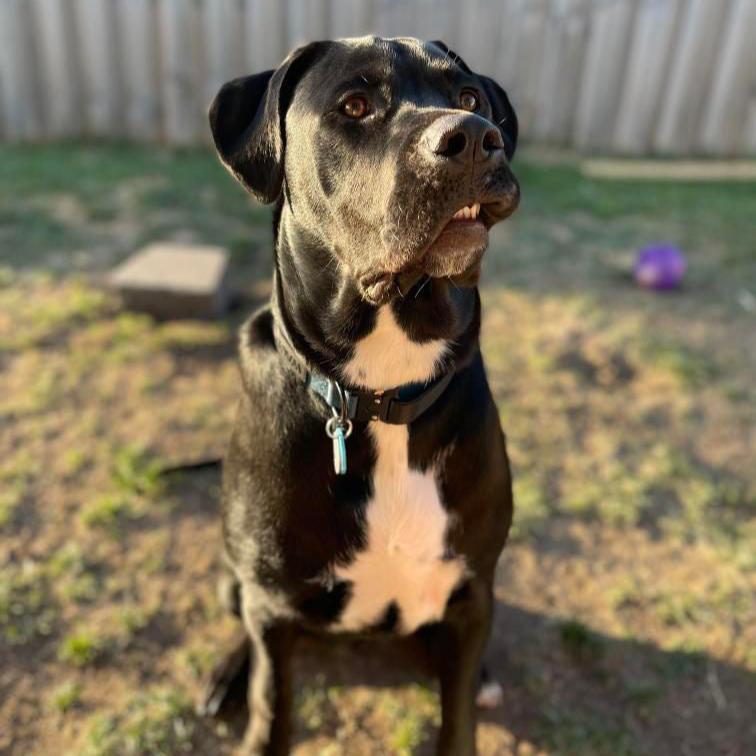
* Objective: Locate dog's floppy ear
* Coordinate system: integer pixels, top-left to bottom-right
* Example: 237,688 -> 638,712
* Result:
430,40 -> 518,160
208,42 -> 327,203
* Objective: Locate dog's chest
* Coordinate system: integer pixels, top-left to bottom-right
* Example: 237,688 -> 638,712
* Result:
332,306 -> 464,634
334,423 -> 464,633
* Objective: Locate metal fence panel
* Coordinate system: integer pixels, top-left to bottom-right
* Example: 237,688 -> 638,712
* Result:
0,0 -> 754,155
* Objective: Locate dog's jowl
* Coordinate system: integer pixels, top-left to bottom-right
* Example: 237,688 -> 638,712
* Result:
205,36 -> 519,755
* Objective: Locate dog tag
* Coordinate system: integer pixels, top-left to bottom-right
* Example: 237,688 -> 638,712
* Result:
325,417 -> 352,476
331,425 -> 347,475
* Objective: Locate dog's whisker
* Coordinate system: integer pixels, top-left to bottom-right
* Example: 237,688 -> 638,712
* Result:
446,275 -> 460,292
414,275 -> 432,298
321,254 -> 339,273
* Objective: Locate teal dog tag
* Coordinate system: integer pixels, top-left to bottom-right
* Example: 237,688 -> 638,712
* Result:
325,417 -> 352,476
332,425 -> 347,475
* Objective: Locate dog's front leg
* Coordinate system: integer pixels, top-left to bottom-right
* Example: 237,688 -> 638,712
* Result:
240,617 -> 294,756
431,582 -> 494,756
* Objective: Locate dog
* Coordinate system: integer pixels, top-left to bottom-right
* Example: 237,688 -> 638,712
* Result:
202,36 -> 519,755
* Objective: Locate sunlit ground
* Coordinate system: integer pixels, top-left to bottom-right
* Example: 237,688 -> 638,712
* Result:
1,145 -> 754,755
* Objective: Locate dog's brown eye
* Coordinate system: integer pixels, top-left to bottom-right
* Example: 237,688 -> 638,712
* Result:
341,96 -> 369,119
459,91 -> 479,112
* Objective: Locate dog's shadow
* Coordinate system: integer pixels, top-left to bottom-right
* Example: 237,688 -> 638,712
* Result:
205,602 -> 756,754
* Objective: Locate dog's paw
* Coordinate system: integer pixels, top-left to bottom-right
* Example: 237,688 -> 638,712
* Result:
475,679 -> 503,709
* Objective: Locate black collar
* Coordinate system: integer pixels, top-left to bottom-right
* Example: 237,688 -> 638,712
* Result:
307,370 -> 453,425
273,315 -> 453,426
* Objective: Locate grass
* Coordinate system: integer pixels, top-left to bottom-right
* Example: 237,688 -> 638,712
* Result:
110,445 -> 164,498
0,450 -> 36,530
50,681 -> 84,714
81,493 -> 137,534
80,446 -> 165,534
294,682 -> 438,753
117,605 -> 151,637
0,144 -> 270,274
0,144 -> 753,755
381,686 -> 439,755
0,484 -> 24,528
179,643 -> 216,681
541,709 -> 640,756
0,563 -> 57,645
515,153 -> 756,265
49,543 -> 102,604
558,619 -> 605,661
78,687 -> 194,756
0,278 -> 109,352
58,630 -> 106,667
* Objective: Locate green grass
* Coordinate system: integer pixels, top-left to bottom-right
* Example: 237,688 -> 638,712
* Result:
0,144 -> 269,273
541,708 -> 641,756
78,687 -> 194,756
58,630 -> 106,667
0,279 -> 109,352
0,484 -> 24,528
558,619 -> 605,661
81,493 -> 136,534
638,335 -> 720,388
0,451 -> 36,517
179,643 -> 216,681
50,681 -> 84,714
49,543 -> 102,604
111,445 -> 164,498
380,687 -> 439,755
79,446 -> 165,534
297,683 -> 331,731
117,605 -> 151,637
516,154 -> 756,263
0,563 -> 57,645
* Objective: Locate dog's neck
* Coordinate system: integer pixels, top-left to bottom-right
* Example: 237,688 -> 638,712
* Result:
271,206 -> 482,388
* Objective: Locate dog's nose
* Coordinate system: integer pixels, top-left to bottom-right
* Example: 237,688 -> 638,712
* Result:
422,113 -> 504,164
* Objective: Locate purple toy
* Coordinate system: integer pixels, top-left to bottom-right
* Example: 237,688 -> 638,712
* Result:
634,243 -> 686,290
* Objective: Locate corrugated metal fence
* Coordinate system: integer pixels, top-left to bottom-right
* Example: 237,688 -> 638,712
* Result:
1,0 -> 755,155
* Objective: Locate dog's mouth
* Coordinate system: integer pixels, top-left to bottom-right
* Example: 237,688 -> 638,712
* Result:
361,187 -> 519,305
419,201 -> 490,281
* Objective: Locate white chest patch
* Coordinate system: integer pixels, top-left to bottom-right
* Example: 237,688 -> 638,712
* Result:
342,305 -> 448,389
334,423 -> 465,633
333,306 -> 463,633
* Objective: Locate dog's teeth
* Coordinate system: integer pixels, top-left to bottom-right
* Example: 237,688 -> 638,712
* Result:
452,204 -> 482,221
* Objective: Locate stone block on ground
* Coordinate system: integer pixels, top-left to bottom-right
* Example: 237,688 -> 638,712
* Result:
109,242 -> 230,319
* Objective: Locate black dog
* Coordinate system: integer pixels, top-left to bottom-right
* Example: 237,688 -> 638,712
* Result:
204,36 -> 519,755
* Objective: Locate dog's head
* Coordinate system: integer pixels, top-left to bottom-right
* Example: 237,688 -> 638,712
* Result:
210,37 -> 519,305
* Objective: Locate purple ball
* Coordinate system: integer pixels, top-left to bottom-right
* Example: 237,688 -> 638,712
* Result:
634,243 -> 686,290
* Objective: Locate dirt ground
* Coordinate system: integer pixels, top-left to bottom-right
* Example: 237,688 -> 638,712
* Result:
1,145 -> 754,755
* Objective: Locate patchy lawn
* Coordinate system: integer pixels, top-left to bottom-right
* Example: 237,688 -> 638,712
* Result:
0,144 -> 754,755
